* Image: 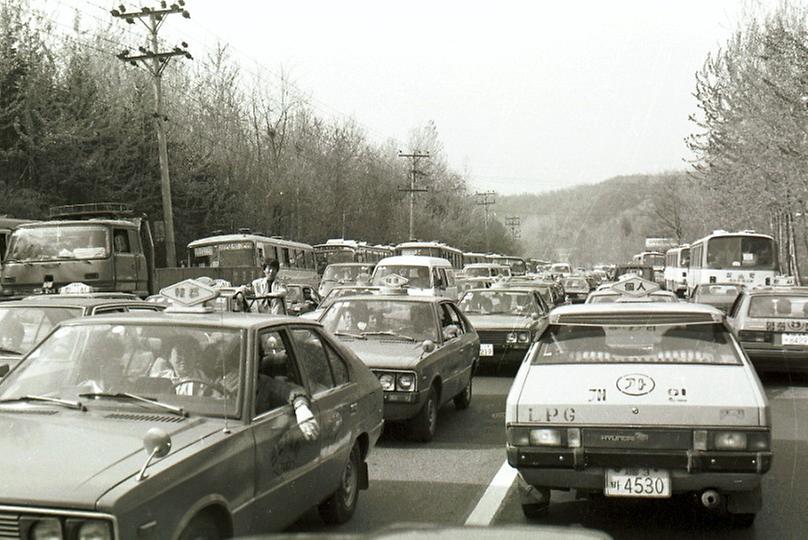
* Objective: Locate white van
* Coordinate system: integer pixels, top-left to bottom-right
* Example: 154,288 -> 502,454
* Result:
371,255 -> 458,299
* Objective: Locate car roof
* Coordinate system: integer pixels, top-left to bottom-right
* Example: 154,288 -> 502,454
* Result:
328,293 -> 444,304
746,286 -> 808,297
549,302 -> 723,325
7,296 -> 151,308
463,287 -> 535,294
56,310 -> 321,330
376,255 -> 452,266
324,262 -> 373,267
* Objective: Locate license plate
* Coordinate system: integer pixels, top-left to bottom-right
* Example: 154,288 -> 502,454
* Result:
480,344 -> 493,356
782,333 -> 808,346
604,468 -> 671,498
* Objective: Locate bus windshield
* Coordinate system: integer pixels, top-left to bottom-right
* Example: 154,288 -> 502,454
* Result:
706,236 -> 775,270
400,247 -> 441,257
7,225 -> 108,262
316,248 -> 356,272
504,259 -> 527,274
191,241 -> 254,268
680,248 -> 691,266
644,254 -> 665,267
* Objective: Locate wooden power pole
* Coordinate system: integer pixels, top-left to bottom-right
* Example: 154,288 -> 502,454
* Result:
476,191 -> 496,251
112,1 -> 192,267
398,151 -> 430,241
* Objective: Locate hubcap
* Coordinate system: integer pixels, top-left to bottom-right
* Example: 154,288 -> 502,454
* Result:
342,457 -> 357,507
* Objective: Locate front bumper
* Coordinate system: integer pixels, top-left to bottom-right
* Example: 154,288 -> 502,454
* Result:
508,444 -> 771,493
382,389 -> 428,421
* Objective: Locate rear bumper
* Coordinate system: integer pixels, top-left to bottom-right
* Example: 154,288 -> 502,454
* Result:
508,444 -> 771,492
479,344 -> 530,364
743,344 -> 808,372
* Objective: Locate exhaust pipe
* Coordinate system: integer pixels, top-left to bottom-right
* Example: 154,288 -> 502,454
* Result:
701,489 -> 721,510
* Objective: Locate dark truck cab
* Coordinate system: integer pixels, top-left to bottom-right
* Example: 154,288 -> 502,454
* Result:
0,203 -> 155,298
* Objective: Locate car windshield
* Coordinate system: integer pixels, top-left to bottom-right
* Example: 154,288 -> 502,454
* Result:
321,299 -> 438,342
0,306 -> 82,355
372,265 -> 431,289
748,295 -> 808,319
564,279 -> 588,289
693,284 -> 743,304
534,323 -> 741,365
465,267 -> 492,278
459,290 -> 535,315
323,265 -> 370,282
0,323 -> 243,417
7,225 -> 108,262
589,293 -> 675,304
286,286 -> 304,303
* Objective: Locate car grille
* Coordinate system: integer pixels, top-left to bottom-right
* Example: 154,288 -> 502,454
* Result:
0,512 -> 20,539
477,330 -> 507,346
583,428 -> 692,450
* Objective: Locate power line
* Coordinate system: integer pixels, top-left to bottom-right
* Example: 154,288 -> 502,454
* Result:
112,1 -> 192,267
398,151 -> 430,241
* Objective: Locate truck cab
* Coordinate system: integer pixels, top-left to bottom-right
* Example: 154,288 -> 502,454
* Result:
0,203 -> 154,298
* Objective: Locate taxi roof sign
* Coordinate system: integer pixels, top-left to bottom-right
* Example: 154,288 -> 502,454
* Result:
160,279 -> 218,312
59,282 -> 95,295
381,273 -> 409,288
609,275 -> 660,297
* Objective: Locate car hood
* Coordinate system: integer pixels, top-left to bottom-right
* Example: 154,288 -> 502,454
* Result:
336,338 -> 426,369
465,314 -> 534,331
508,363 -> 767,427
0,408 -> 220,509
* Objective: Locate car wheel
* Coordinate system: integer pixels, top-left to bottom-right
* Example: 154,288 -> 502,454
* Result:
319,443 -> 361,525
409,386 -> 438,442
178,512 -> 222,540
521,501 -> 549,519
453,377 -> 472,410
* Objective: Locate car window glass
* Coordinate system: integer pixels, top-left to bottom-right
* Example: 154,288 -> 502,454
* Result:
0,306 -> 81,355
113,229 -> 131,254
254,329 -> 305,416
448,304 -> 466,333
323,340 -> 350,385
94,307 -> 128,314
291,328 -> 335,395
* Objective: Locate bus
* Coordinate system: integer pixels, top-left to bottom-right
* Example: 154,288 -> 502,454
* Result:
664,244 -> 690,296
394,241 -> 463,269
687,230 -> 778,294
488,254 -> 528,275
632,251 -> 666,269
313,239 -> 392,274
178,231 -> 318,288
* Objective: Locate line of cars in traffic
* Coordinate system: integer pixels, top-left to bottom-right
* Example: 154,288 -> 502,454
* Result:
0,250 -> 801,537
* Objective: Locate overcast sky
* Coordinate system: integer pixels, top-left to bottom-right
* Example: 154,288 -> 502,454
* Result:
55,0 -> 785,194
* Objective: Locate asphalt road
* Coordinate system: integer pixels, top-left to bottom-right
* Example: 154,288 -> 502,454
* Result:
290,368 -> 808,539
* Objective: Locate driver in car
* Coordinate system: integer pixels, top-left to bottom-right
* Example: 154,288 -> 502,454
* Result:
149,336 -> 208,395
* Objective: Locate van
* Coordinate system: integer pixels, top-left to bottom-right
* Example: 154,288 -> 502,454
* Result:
371,255 -> 458,299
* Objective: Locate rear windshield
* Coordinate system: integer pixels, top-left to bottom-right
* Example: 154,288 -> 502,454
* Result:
372,265 -> 431,289
564,279 -> 588,289
693,284 -> 742,303
533,323 -> 741,365
748,295 -> 808,319
465,267 -> 492,278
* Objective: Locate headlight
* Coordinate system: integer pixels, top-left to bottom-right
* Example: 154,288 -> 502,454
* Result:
530,428 -> 562,446
30,518 -> 63,540
77,521 -> 112,540
378,373 -> 395,391
714,431 -> 748,450
396,372 -> 416,392
506,332 -> 517,343
517,331 -> 530,343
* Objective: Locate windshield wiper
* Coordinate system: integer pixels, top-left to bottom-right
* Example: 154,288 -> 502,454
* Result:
334,331 -> 366,340
361,330 -> 416,342
0,347 -> 21,355
0,395 -> 85,411
79,392 -> 186,416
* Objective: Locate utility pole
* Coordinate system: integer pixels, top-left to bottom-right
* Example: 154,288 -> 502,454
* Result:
112,1 -> 192,267
506,216 -> 521,240
475,191 -> 496,251
398,151 -> 430,241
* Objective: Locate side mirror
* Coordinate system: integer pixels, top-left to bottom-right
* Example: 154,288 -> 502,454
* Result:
138,427 -> 172,481
422,340 -> 436,353
530,312 -> 539,320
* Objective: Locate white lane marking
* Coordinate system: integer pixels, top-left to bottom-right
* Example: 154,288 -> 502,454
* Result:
464,460 -> 518,526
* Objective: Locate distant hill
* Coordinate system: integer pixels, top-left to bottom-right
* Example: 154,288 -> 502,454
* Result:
496,173 -> 688,265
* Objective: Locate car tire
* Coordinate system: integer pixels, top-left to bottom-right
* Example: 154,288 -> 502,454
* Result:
728,512 -> 756,528
319,443 -> 361,525
409,386 -> 438,442
521,501 -> 549,519
178,512 -> 221,540
453,377 -> 472,410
